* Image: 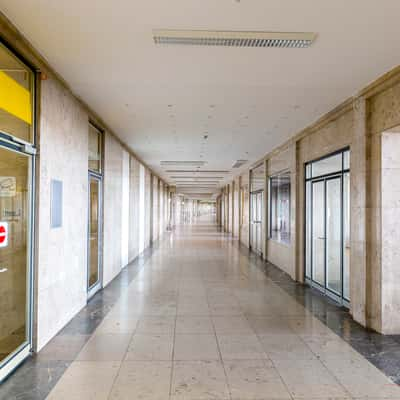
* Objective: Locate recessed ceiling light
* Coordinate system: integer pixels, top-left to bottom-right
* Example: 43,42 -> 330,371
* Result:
153,29 -> 316,48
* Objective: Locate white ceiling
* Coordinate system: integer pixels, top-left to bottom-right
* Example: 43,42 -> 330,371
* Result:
1,0 -> 400,198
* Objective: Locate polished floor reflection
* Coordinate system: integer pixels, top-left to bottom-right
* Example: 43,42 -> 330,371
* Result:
44,217 -> 399,399
2,217 -> 400,399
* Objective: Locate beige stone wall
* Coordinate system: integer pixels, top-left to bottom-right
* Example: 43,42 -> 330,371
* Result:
233,177 -> 240,238
144,168 -> 152,248
267,144 -> 296,279
129,156 -> 140,262
239,172 -> 250,248
36,78 -> 88,350
366,79 -> 400,333
152,176 -> 159,242
103,132 -> 124,286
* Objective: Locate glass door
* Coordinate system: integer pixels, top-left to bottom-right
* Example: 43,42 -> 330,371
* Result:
326,177 -> 342,294
87,174 -> 102,298
250,191 -> 263,256
0,145 -> 33,381
312,180 -> 325,286
256,191 -> 263,254
305,149 -> 350,306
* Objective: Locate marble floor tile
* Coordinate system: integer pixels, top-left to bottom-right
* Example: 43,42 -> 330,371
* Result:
135,316 -> 176,334
46,361 -> 120,400
247,317 -> 295,335
76,333 -> 131,361
323,356 -> 400,398
302,335 -> 364,361
258,334 -> 317,361
176,316 -> 215,334
224,359 -> 291,400
273,358 -> 349,398
93,315 -> 139,335
174,334 -> 220,360
0,359 -> 69,400
171,360 -> 230,399
212,316 -> 254,334
109,361 -> 172,400
125,334 -> 174,361
36,335 -> 89,361
217,334 -> 266,360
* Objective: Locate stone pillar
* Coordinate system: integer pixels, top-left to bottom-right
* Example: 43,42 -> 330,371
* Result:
350,97 -> 368,327
263,159 -> 268,260
380,129 -> 400,333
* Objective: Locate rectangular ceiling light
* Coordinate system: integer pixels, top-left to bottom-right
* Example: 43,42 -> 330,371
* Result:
160,161 -> 207,167
153,30 -> 316,48
232,160 -> 248,168
170,176 -> 223,179
166,170 -> 229,174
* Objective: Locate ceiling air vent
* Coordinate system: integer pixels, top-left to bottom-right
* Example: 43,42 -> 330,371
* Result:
153,30 -> 316,48
232,160 -> 248,168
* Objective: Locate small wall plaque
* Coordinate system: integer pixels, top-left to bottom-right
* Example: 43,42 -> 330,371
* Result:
50,179 -> 63,228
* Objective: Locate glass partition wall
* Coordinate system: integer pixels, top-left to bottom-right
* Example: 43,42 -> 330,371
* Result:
0,41 -> 35,381
269,172 -> 291,245
305,148 -> 350,306
87,123 -> 103,299
250,163 -> 265,256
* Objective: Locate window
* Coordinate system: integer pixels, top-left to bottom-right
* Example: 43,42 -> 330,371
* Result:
0,41 -> 34,143
250,162 -> 265,192
88,123 -> 102,173
269,171 -> 291,244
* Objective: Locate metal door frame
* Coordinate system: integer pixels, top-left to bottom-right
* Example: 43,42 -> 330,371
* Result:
87,172 -> 103,299
0,37 -> 36,382
0,140 -> 35,382
304,148 -> 350,307
250,189 -> 263,256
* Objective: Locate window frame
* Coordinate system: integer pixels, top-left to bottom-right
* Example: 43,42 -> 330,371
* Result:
88,121 -> 104,175
268,170 -> 291,245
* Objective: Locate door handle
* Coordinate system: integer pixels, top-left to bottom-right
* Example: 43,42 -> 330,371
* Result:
317,237 -> 326,240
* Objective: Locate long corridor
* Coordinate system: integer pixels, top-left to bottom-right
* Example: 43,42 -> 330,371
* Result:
9,218 -> 391,399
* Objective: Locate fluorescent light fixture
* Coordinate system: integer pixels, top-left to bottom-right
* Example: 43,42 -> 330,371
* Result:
232,160 -> 248,168
153,30 -> 316,48
160,161 -> 206,167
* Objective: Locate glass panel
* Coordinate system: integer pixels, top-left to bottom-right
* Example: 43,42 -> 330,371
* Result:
250,163 -> 265,192
250,193 -> 257,249
343,172 -> 350,299
305,181 -> 312,278
312,181 -> 325,286
343,150 -> 350,170
0,147 -> 29,362
326,178 -> 342,294
88,124 -> 102,173
306,164 -> 311,179
258,192 -> 263,253
312,153 -> 342,178
0,43 -> 34,143
269,172 -> 290,244
88,178 -> 99,288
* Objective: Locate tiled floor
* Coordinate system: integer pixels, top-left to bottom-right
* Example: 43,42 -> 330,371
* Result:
3,217 -> 400,399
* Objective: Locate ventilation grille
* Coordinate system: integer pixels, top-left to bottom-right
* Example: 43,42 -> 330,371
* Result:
232,160 -> 248,168
153,30 -> 316,48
